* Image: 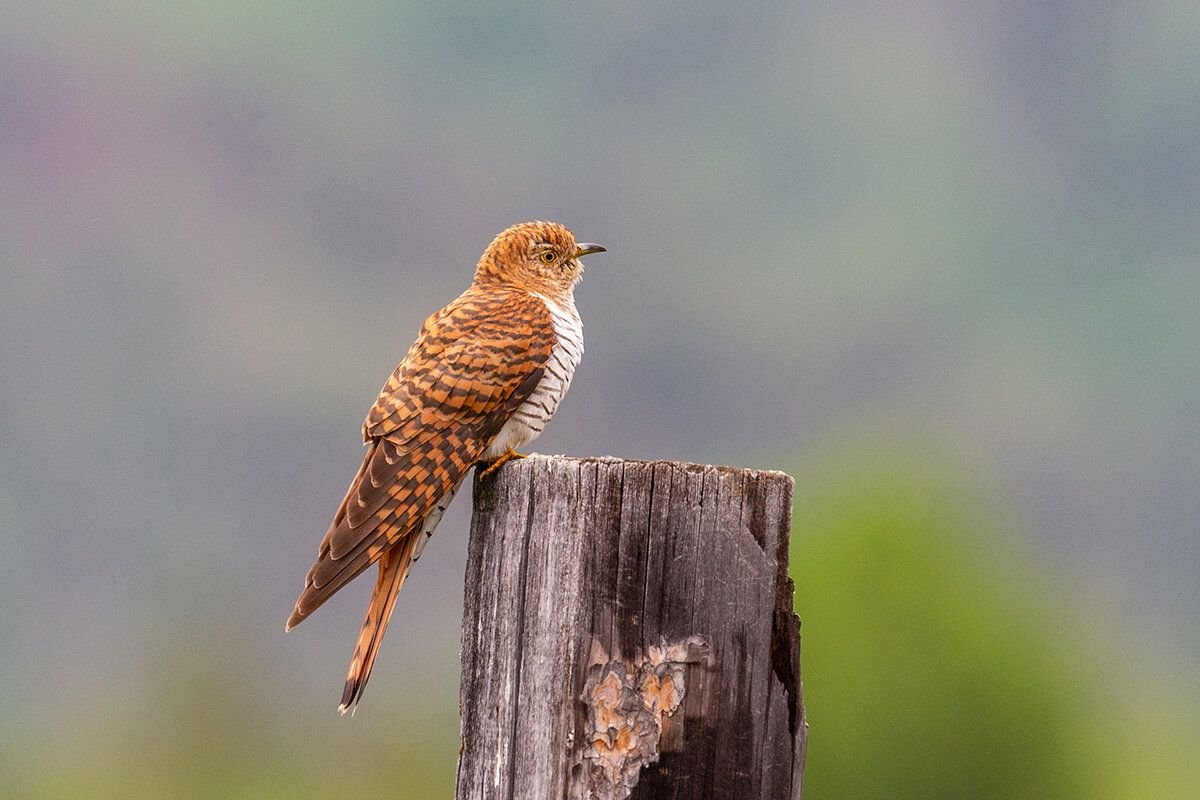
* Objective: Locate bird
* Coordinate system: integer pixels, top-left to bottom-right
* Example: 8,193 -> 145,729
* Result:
286,220 -> 605,713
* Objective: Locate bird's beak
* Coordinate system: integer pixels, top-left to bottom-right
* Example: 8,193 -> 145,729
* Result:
574,243 -> 606,258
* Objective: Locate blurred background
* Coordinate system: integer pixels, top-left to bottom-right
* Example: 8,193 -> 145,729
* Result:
2,2 -> 1197,797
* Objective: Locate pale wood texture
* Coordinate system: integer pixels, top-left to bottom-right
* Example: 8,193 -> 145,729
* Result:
456,455 -> 805,800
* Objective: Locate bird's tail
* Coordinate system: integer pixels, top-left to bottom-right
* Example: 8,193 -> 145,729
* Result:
338,536 -> 418,714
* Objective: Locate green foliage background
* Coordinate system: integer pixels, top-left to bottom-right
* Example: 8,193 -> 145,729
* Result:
790,436 -> 1199,798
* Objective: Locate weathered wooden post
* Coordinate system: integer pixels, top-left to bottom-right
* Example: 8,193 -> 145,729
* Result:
456,455 -> 805,800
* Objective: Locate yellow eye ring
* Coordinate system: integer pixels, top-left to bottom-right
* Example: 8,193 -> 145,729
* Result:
539,251 -> 557,265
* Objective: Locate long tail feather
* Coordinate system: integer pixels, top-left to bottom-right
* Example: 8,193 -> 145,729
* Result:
338,536 -> 418,714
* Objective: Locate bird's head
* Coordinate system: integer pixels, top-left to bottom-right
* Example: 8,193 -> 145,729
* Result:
475,220 -> 605,299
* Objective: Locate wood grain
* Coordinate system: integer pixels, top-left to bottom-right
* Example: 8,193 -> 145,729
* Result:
456,456 -> 805,800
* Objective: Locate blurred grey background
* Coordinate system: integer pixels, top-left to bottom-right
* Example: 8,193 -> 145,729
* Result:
2,3 -> 1197,797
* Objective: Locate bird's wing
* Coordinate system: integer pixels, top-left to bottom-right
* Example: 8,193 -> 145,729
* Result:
287,286 -> 553,629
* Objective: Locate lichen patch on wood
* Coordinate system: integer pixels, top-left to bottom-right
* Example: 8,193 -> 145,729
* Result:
572,637 -> 710,799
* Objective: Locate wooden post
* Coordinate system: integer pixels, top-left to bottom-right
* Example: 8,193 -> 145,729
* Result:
456,455 -> 805,800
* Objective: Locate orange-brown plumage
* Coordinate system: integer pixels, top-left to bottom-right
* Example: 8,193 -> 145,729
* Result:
287,221 -> 604,713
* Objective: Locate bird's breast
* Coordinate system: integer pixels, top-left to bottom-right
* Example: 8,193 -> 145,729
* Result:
484,293 -> 583,459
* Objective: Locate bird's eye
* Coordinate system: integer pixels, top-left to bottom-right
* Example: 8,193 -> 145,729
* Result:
539,251 -> 557,265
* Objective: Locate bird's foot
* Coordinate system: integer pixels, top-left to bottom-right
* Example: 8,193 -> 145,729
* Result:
479,447 -> 527,478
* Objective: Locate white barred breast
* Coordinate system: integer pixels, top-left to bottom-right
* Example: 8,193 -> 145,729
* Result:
483,291 -> 583,459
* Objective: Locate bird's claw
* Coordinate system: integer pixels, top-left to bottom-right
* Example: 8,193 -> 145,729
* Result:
479,447 -> 526,478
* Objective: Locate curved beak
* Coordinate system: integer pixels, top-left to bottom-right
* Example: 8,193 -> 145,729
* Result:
574,243 -> 606,258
